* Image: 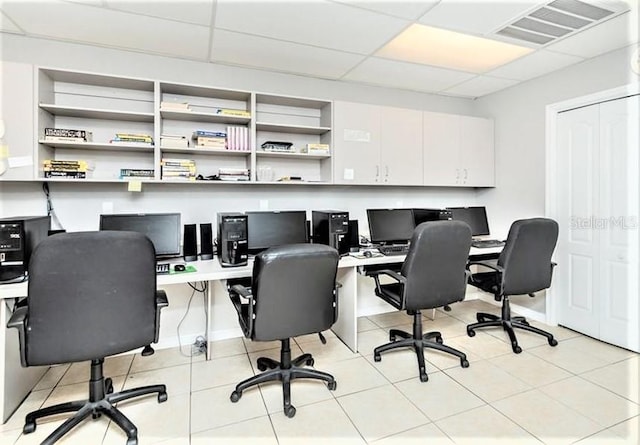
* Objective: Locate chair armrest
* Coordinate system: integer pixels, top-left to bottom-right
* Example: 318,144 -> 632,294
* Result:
468,260 -> 504,274
375,269 -> 407,284
7,306 -> 28,367
230,284 -> 252,298
154,290 -> 168,343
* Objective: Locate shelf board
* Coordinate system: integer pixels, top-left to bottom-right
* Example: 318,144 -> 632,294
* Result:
39,104 -> 154,122
256,151 -> 330,160
160,109 -> 251,124
256,122 -> 331,135
39,140 -> 155,152
160,146 -> 250,156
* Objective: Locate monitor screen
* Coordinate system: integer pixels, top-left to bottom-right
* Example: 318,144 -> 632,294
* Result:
246,210 -> 308,253
366,208 -> 415,245
448,206 -> 490,236
99,213 -> 181,258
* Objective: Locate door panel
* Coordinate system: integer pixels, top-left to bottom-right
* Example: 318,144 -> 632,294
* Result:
380,106 -> 422,185
423,111 -> 459,186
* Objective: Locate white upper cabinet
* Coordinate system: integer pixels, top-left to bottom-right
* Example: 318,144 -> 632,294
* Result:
0,62 -> 35,180
423,111 -> 494,187
333,101 -> 422,185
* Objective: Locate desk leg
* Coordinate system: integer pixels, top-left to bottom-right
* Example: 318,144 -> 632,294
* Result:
332,267 -> 358,353
205,281 -> 213,361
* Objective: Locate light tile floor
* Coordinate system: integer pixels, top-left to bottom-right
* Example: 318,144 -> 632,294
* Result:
2,300 -> 638,444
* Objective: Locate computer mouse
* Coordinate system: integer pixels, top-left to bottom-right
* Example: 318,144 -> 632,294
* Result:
174,264 -> 186,272
363,250 -> 373,258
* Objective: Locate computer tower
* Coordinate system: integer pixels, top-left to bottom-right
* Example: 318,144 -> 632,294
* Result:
312,210 -> 349,255
412,208 -> 453,226
217,213 -> 248,267
0,215 -> 50,281
338,219 -> 360,254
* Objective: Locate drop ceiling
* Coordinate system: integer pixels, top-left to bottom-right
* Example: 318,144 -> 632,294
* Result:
0,0 -> 637,98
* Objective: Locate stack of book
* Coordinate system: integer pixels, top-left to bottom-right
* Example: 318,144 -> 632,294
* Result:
110,133 -> 154,147
226,126 -> 250,151
43,159 -> 92,179
119,169 -> 155,180
161,158 -> 196,181
215,108 -> 250,118
302,143 -> 330,155
192,130 -> 226,149
218,168 -> 250,181
160,101 -> 191,112
44,128 -> 92,143
160,134 -> 189,149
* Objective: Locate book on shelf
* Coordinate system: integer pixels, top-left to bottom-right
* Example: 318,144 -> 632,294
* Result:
193,130 -> 226,138
161,158 -> 196,166
44,136 -> 88,144
44,171 -> 87,179
119,169 -> 155,179
215,108 -> 250,118
226,126 -> 250,151
43,160 -> 93,172
303,143 -> 330,155
160,135 -> 189,149
110,140 -> 154,147
160,101 -> 190,111
44,128 -> 93,141
115,133 -> 153,140
195,137 -> 226,148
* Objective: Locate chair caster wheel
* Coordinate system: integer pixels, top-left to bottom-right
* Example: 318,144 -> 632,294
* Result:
327,380 -> 337,391
306,358 -> 314,367
126,437 -> 138,445
461,359 -> 470,368
467,329 -> 476,337
92,413 -> 102,420
257,363 -> 268,372
435,335 -> 443,344
158,392 -> 168,403
230,391 -> 242,403
284,405 -> 296,418
373,354 -> 381,362
389,334 -> 396,342
23,421 -> 36,434
549,338 -> 558,347
476,314 -> 484,322
513,345 -> 522,354
105,377 -> 114,394
419,373 -> 428,382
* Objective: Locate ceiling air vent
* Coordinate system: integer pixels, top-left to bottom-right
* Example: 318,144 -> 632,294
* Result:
496,0 -> 623,46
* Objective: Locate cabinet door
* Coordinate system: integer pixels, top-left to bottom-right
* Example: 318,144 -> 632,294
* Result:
0,62 -> 35,180
380,106 -> 422,185
333,101 -> 380,184
459,116 -> 494,186
423,111 -> 459,186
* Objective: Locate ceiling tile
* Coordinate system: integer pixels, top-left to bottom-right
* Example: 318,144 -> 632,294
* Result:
487,49 -> 584,80
342,56 -> 476,93
443,75 -> 520,97
333,0 -> 440,20
1,0 -> 211,60
210,29 -> 365,79
418,0 -> 545,35
545,11 -> 638,58
214,0 -> 409,54
0,10 -> 23,34
104,0 -> 215,26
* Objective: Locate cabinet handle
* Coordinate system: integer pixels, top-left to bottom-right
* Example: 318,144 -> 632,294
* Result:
375,165 -> 379,182
385,165 -> 389,181
455,168 -> 460,183
464,168 -> 468,183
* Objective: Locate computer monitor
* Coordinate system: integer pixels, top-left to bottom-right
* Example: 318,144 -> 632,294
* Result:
99,213 -> 182,258
448,206 -> 490,237
366,208 -> 415,245
246,210 -> 308,254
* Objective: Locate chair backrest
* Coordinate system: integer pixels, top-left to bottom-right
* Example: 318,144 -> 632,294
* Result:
498,218 -> 559,296
401,221 -> 472,311
26,231 -> 158,366
251,243 -> 339,341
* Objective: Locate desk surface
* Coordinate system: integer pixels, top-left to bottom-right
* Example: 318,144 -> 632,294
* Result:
0,246 -> 501,299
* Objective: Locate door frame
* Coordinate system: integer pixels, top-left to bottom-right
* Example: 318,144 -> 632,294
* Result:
545,82 -> 640,326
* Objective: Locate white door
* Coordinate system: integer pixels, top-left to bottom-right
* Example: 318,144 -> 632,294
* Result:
459,115 -> 494,187
423,111 -> 460,186
556,103 -> 601,339
380,106 -> 423,185
555,95 -> 639,352
597,96 -> 639,351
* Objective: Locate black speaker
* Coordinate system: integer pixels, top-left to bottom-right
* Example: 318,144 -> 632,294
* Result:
200,223 -> 214,260
183,224 -> 198,262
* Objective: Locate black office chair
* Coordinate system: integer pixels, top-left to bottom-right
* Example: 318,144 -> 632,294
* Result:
367,221 -> 471,382
7,231 -> 168,445
228,244 -> 339,418
466,218 -> 559,353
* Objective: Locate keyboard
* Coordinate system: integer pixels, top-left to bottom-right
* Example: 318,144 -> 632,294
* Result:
156,263 -> 170,274
471,239 -> 505,248
378,244 -> 410,256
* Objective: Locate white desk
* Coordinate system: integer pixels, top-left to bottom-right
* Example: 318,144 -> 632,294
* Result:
0,246 -> 500,423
